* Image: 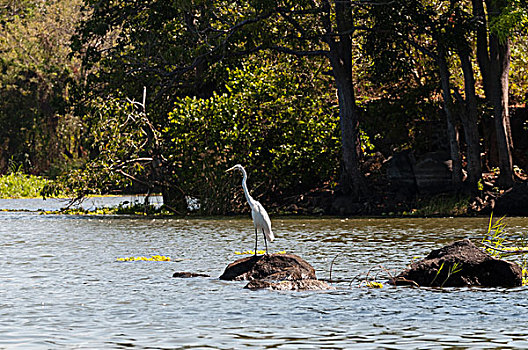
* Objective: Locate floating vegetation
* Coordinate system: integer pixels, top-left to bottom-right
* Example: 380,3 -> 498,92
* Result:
39,202 -> 171,216
41,207 -> 117,215
362,281 -> 383,289
234,250 -> 287,255
116,255 -> 172,262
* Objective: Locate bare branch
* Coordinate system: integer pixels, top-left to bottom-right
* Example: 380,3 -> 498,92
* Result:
116,169 -> 151,188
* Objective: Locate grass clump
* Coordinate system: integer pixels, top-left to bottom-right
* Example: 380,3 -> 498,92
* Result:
408,194 -> 470,217
0,171 -> 49,198
482,213 -> 528,286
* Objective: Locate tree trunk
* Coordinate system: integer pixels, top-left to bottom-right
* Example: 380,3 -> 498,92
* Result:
457,47 -> 482,193
333,69 -> 366,198
437,48 -> 463,190
489,33 -> 514,187
324,0 -> 367,198
473,0 -> 492,100
473,0 -> 514,188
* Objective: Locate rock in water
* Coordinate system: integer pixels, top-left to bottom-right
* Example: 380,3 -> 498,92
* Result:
245,279 -> 331,291
219,254 -> 317,281
172,272 -> 210,278
219,254 -> 332,291
392,239 -> 522,287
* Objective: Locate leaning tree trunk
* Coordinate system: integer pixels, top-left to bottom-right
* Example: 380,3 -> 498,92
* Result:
458,46 -> 482,193
437,48 -> 463,190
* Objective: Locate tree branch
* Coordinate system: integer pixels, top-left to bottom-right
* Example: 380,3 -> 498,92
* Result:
269,45 -> 329,57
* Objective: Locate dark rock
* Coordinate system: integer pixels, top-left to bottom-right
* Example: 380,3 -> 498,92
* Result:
413,151 -> 453,194
392,239 -> 522,287
386,150 -> 417,195
173,272 -> 210,278
330,195 -> 364,215
219,254 -> 316,281
494,183 -> 528,216
245,279 -> 333,291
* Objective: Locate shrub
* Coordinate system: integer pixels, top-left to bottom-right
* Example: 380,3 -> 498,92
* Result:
166,59 -> 340,214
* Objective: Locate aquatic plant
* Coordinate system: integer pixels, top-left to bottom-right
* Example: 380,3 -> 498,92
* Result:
116,255 -> 172,262
41,207 -> 117,215
355,265 -> 394,289
482,213 -> 508,257
366,281 -> 383,288
481,213 -> 528,286
40,201 -> 171,216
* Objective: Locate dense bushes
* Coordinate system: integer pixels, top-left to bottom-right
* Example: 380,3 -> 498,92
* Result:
166,60 -> 340,214
0,171 -> 49,198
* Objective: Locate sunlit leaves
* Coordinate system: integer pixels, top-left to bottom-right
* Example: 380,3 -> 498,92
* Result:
488,0 -> 528,42
166,54 -> 339,214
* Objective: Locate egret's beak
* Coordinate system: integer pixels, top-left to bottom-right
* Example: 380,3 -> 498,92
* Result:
226,166 -> 236,173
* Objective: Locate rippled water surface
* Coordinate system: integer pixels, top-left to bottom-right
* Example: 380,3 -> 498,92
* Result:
1,198 -> 528,349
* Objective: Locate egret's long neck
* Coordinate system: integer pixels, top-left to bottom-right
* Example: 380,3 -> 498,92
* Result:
240,168 -> 255,209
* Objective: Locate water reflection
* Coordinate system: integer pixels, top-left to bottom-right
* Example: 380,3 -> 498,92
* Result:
0,202 -> 527,348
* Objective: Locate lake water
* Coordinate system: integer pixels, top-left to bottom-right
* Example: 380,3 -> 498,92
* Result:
1,197 -> 528,348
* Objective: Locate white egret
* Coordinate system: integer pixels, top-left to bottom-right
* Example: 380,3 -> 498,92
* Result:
227,164 -> 274,255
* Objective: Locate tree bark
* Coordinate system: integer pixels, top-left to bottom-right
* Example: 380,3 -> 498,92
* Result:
332,65 -> 366,198
473,0 -> 492,100
437,48 -> 463,190
457,46 -> 482,193
473,0 -> 514,188
325,0 -> 367,198
489,33 -> 514,187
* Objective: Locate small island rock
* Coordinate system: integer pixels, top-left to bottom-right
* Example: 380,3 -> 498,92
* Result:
220,253 -> 331,291
219,253 -> 317,281
245,279 -> 332,291
392,239 -> 522,287
172,271 -> 210,278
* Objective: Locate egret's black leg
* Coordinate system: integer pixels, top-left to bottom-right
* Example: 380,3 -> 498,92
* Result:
254,228 -> 258,256
263,229 -> 269,255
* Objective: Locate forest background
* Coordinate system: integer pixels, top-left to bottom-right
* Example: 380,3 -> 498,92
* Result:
1,0 -> 527,216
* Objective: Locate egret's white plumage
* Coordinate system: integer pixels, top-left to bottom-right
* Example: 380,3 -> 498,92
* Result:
227,164 -> 274,255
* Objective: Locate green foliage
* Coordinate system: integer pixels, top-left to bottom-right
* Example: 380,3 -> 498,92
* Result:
0,170 -> 49,198
510,35 -> 528,104
166,57 -> 340,214
0,0 -> 84,173
488,0 -> 528,42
